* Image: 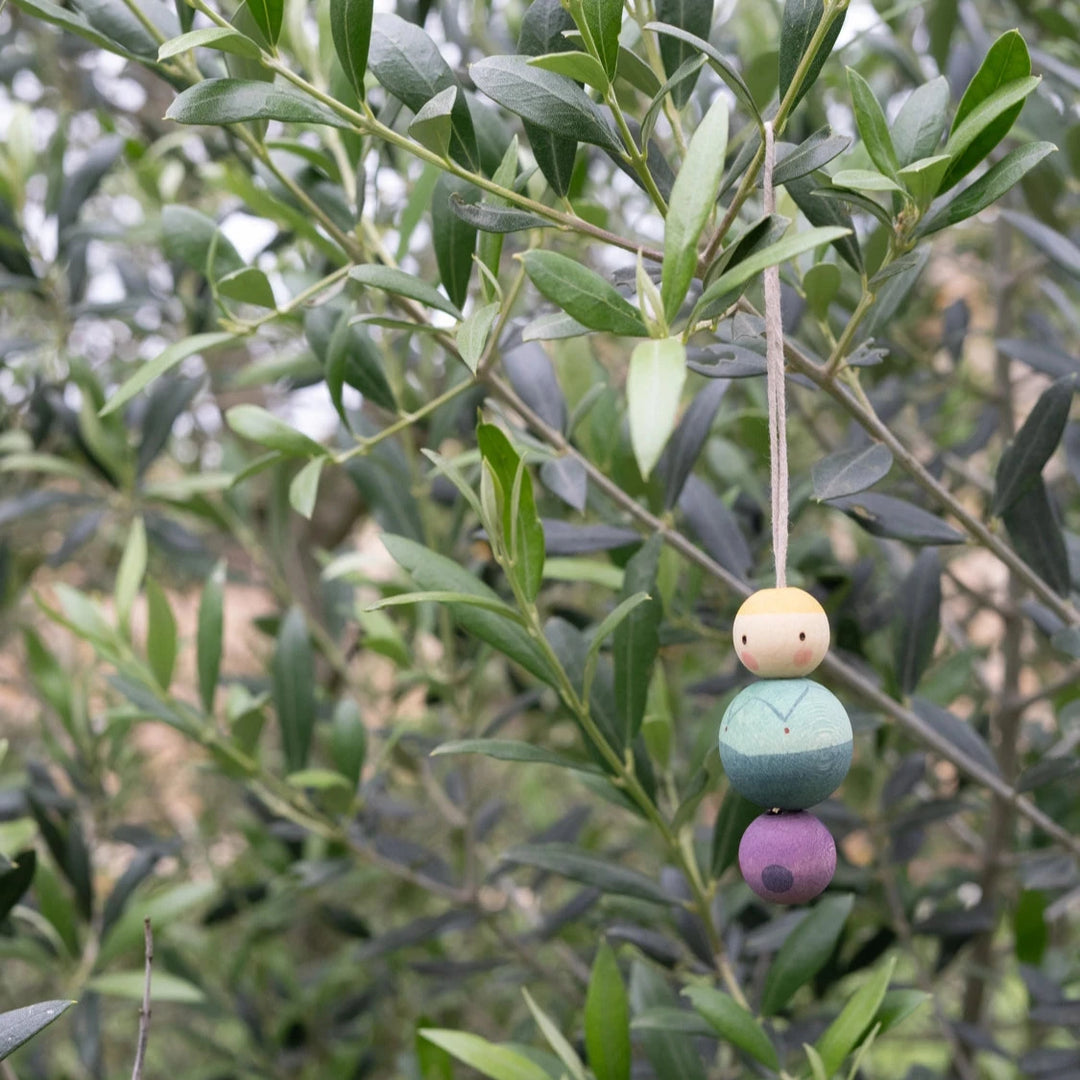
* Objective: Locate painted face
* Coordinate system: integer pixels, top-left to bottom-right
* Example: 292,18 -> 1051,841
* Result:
733,587 -> 830,678
718,678 -> 852,810
738,810 -> 836,905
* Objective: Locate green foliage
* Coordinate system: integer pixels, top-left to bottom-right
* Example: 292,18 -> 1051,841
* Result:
575,0 -> 622,80
814,956 -> 897,1075
612,537 -> 662,741
627,337 -> 687,477
942,30 -> 1032,190
158,26 -> 263,61
432,174 -> 479,309
197,560 -> 226,714
812,443 -> 893,501
517,0 -> 579,196
761,894 -> 854,1014
418,1031 -> 551,1080
502,844 -> 671,904
330,0 -> 373,96
682,984 -> 779,1068
1,0 -> 1077,1074
477,422 -> 545,600
894,549 -> 943,697
101,332 -> 237,417
993,378 -> 1075,514
273,607 -> 316,773
846,69 -> 898,179
470,56 -> 623,153
778,0 -> 847,113
0,1001 -> 75,1062
520,250 -> 648,336
653,0 -> 712,107
166,78 -> 352,127
584,942 -> 631,1080
661,96 -> 728,322
350,263 -> 463,319
330,699 -> 367,787
370,13 -> 480,170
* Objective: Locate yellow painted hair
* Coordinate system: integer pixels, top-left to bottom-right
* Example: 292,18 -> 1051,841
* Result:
737,587 -> 825,617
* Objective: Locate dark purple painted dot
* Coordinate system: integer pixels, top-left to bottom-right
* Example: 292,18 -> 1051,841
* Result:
761,864 -> 794,892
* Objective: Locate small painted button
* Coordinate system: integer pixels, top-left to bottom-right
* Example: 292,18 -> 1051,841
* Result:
733,587 -> 830,678
739,811 -> 836,904
718,678 -> 852,810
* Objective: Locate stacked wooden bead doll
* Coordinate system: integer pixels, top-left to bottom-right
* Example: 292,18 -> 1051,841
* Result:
719,587 -> 852,905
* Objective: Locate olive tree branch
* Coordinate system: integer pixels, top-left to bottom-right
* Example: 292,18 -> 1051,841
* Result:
222,263 -> 354,336
602,88 -> 669,214
357,106 -> 666,262
823,286 -> 875,376
772,320 -> 1080,627
133,676 -> 478,903
632,0 -> 689,155
559,0 -> 668,213
130,919 -> 153,1080
477,265 -> 528,377
332,381 -> 477,465
466,456 -> 745,1003
483,372 -> 1080,861
235,130 -> 364,262
168,4 -> 668,264
701,0 -> 851,264
325,222 -> 747,999
118,0 -> 166,46
517,586 -> 750,1007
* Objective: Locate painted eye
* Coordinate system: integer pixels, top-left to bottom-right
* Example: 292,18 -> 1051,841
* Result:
741,635 -> 748,645
799,632 -> 806,641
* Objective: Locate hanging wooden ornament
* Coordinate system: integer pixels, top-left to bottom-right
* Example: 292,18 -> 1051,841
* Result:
717,122 -> 851,905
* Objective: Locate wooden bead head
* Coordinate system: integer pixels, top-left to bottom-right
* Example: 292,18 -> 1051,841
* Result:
733,587 -> 830,678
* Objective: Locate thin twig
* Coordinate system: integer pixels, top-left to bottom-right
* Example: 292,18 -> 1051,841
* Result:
942,566 -> 1019,620
701,0 -> 849,264
196,0 -> 667,264
131,918 -> 153,1080
1006,659 -> 1080,714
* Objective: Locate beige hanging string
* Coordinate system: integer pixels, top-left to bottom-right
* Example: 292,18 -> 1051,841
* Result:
762,121 -> 789,588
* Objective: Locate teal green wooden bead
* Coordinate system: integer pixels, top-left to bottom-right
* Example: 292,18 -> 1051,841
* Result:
718,679 -> 852,810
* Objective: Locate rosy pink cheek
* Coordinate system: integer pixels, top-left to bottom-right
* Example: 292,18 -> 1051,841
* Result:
793,646 -> 812,667
740,650 -> 759,671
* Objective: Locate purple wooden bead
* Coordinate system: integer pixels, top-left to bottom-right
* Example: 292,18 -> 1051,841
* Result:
738,811 -> 836,905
